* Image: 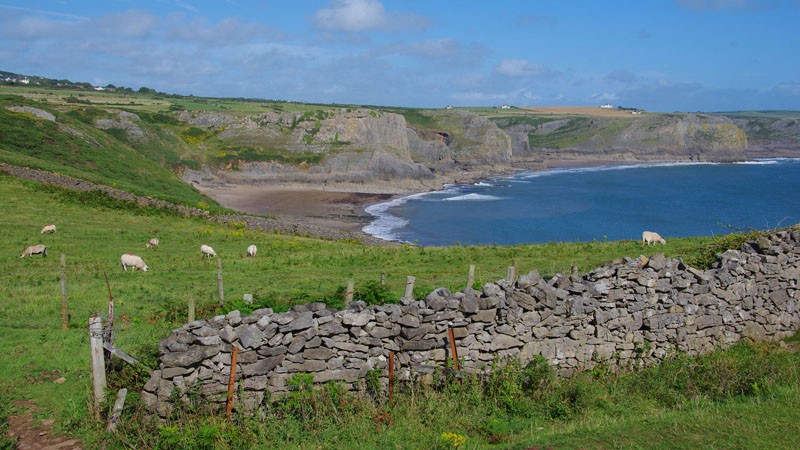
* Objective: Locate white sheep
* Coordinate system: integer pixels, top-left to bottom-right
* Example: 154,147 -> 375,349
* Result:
246,244 -> 257,257
40,224 -> 57,234
146,238 -> 159,249
121,253 -> 149,272
642,231 -> 667,245
200,244 -> 217,258
20,244 -> 47,258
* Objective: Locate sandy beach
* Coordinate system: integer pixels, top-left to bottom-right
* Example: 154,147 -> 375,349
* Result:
195,159 -> 657,236
196,184 -> 395,232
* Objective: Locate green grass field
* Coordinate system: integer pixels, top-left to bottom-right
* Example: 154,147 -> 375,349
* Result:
1,173 -> 798,449
1,83 -> 799,448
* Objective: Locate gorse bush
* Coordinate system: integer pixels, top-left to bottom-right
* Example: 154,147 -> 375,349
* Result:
684,228 -> 764,269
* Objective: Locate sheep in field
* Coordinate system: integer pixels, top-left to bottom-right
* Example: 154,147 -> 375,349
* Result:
40,224 -> 57,234
146,238 -> 159,249
20,244 -> 47,258
200,244 -> 217,258
642,231 -> 666,245
247,244 -> 257,257
121,253 -> 148,272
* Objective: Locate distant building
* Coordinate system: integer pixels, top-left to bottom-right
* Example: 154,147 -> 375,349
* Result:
599,103 -> 613,109
500,104 -> 512,109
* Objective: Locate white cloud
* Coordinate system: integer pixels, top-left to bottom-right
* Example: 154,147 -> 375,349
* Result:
312,0 -> 429,32
494,59 -> 551,78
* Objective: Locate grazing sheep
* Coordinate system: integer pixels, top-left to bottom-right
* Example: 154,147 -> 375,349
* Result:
40,224 -> 57,234
642,231 -> 667,245
120,253 -> 148,272
200,244 -> 217,258
246,244 -> 257,257
146,238 -> 159,249
20,244 -> 47,258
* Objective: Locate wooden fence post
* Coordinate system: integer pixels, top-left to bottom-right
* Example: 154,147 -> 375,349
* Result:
89,312 -> 107,417
226,346 -> 239,421
60,254 -> 68,330
404,276 -> 416,300
217,257 -> 224,307
388,351 -> 395,404
104,272 -> 114,351
467,264 -> 475,290
380,272 -> 386,286
106,388 -> 128,432
188,298 -> 196,323
507,265 -> 516,283
345,280 -> 354,305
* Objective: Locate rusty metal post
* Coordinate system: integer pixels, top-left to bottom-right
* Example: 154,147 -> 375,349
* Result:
447,328 -> 459,371
226,346 -> 238,421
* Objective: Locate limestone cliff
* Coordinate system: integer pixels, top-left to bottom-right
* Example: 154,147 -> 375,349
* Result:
169,108 -> 797,191
497,113 -> 750,164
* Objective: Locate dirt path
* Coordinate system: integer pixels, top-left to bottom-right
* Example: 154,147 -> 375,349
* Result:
6,400 -> 82,450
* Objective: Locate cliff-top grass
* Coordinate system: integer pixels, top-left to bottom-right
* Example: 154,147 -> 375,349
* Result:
2,171 -> 798,449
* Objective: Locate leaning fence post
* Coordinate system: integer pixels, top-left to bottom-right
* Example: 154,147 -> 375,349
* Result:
105,388 -> 128,433
217,257 -> 224,307
60,254 -> 68,330
89,312 -> 107,417
467,264 -> 475,290
404,276 -> 415,300
345,280 -> 354,305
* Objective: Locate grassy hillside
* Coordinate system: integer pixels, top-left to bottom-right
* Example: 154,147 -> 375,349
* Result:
1,173 -> 797,448
0,93 -> 219,209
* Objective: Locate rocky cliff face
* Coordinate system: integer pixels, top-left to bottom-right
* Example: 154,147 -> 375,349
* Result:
178,108 -> 514,190
171,108 -> 797,191
499,114 -> 751,164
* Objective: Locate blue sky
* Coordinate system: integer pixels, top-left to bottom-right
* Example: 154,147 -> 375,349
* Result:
1,0 -> 799,112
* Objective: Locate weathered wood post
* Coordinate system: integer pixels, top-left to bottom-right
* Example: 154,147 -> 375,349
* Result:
467,264 -> 475,290
226,346 -> 239,421
380,272 -> 386,286
404,276 -> 415,301
60,254 -> 68,330
507,265 -> 516,283
89,312 -> 107,417
104,273 -> 114,350
106,388 -> 128,432
388,351 -> 395,403
345,280 -> 354,305
217,257 -> 224,307
188,298 -> 196,323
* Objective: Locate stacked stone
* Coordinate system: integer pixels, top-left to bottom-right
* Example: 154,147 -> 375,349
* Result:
144,228 -> 800,419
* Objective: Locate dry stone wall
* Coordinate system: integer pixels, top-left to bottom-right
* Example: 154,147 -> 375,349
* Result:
143,228 -> 800,418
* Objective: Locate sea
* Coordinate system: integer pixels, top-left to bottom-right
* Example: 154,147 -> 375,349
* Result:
363,158 -> 800,246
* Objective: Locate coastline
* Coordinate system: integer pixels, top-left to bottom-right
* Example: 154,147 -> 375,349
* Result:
194,157 -> 755,243
194,159 -> 632,239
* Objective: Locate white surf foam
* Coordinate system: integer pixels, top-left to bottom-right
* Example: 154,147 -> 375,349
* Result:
442,193 -> 502,201
362,192 -> 429,242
